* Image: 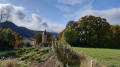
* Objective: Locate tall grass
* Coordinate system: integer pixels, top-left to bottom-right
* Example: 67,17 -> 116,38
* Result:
52,40 -> 85,67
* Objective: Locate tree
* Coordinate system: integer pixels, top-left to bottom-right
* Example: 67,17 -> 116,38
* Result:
0,28 -> 15,50
0,8 -> 11,22
13,32 -> 23,47
66,20 -> 74,28
61,15 -> 120,48
35,33 -> 42,45
47,32 -> 52,38
59,29 -> 65,40
110,25 -> 120,48
78,15 -> 111,47
63,28 -> 79,46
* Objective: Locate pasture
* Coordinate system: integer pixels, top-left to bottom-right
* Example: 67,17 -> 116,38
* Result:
73,47 -> 120,67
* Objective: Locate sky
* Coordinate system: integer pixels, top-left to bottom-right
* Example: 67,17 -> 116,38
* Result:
0,0 -> 120,33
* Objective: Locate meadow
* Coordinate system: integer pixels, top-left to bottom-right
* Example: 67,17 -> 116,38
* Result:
73,47 -> 120,67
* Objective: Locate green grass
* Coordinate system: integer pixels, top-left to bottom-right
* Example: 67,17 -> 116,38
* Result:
73,47 -> 120,67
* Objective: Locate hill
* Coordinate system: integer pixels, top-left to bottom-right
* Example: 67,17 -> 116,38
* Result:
0,21 -> 58,37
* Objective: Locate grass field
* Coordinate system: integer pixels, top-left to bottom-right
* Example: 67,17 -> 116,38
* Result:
73,47 -> 120,67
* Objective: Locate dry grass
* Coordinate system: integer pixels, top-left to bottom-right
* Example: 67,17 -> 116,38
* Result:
1,59 -> 18,67
80,59 -> 106,67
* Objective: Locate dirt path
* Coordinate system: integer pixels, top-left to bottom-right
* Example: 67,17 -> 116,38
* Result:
37,55 -> 59,67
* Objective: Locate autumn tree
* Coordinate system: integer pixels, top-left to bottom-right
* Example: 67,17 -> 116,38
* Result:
13,32 -> 23,47
78,15 -> 111,47
110,25 -> 120,48
60,15 -> 120,48
59,29 -> 65,40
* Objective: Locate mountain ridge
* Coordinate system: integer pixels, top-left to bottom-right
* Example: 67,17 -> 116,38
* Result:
0,21 -> 58,38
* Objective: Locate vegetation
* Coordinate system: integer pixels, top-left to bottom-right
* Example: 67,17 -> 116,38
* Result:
0,47 -> 35,59
35,32 -> 52,45
0,47 -> 50,67
40,42 -> 51,47
0,28 -> 23,51
59,15 -> 120,48
35,33 -> 42,45
73,47 -> 120,67
1,59 -> 18,67
0,15 -> 120,67
63,28 -> 79,46
52,40 -> 85,67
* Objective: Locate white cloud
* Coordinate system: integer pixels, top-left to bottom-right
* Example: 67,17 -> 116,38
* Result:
58,0 -> 84,5
62,0 -> 120,25
0,4 -> 65,33
74,8 -> 120,25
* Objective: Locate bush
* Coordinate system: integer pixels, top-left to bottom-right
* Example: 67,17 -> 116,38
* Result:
52,40 -> 86,67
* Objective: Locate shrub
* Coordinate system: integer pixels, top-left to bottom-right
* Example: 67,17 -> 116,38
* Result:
52,40 -> 86,67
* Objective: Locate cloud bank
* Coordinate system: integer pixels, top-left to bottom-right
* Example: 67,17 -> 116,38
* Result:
61,0 -> 120,25
0,4 -> 65,33
74,8 -> 120,25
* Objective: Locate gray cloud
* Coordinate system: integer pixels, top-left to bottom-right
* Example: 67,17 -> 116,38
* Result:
0,4 -> 65,33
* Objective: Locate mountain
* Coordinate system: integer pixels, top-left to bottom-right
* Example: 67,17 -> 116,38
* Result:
0,21 -> 58,38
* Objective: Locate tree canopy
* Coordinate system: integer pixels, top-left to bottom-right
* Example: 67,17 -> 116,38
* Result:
59,15 -> 120,48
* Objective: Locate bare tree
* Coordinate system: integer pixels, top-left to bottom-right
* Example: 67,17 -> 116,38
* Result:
0,8 -> 11,22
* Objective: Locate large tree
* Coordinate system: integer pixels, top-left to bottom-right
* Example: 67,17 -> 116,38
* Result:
78,15 -> 111,47
0,28 -> 16,50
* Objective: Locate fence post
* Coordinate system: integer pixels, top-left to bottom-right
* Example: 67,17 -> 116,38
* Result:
90,60 -> 93,67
